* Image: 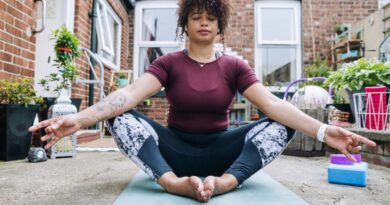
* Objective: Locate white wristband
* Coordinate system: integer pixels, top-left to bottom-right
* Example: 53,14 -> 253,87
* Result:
316,124 -> 329,142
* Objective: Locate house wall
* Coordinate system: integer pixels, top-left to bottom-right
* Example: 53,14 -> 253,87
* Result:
72,0 -> 132,109
302,0 -> 378,63
354,10 -> 385,60
0,0 -> 36,80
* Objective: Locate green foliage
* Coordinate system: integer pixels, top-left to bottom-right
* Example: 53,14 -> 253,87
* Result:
118,73 -> 127,79
0,78 -> 43,105
325,58 -> 390,91
302,55 -> 330,88
325,58 -> 390,103
40,26 -> 80,94
334,24 -> 348,35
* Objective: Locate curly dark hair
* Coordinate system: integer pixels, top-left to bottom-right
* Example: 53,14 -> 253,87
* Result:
176,0 -> 231,42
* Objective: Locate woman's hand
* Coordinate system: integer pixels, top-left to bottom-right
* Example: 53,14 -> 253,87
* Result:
324,126 -> 376,162
28,114 -> 82,150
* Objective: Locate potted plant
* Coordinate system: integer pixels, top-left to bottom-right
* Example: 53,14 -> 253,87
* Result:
38,26 -> 82,122
0,78 -> 44,161
325,58 -> 390,118
334,24 -> 348,35
39,25 -> 80,96
115,73 -> 129,88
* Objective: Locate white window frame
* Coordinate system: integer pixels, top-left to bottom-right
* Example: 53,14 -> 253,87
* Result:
254,0 -> 302,90
133,1 -> 183,80
96,0 -> 122,70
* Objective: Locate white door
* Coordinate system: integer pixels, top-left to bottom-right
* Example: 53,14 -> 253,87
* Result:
34,0 -> 75,97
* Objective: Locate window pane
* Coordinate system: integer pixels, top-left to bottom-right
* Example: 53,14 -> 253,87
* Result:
261,47 -> 296,86
261,8 -> 295,41
106,11 -> 116,50
98,4 -> 112,50
139,47 -> 178,75
142,8 -> 177,41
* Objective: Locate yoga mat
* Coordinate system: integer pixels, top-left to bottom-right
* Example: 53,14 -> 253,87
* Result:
114,171 -> 309,205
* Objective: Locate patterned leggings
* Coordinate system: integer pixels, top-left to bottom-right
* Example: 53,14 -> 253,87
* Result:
106,110 -> 295,184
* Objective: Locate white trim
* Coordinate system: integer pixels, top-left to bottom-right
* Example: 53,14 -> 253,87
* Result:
133,1 -> 182,80
64,0 -> 75,31
96,0 -> 123,70
254,0 -> 302,84
96,3 -> 114,55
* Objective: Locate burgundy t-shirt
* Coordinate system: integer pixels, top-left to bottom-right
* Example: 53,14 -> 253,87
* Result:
146,50 -> 259,133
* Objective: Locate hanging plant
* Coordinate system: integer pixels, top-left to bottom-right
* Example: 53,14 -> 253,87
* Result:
40,26 -> 81,95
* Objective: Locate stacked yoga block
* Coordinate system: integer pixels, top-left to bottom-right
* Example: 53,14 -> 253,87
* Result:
327,154 -> 367,187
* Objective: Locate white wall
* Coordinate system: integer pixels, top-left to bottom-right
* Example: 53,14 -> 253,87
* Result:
34,0 -> 75,97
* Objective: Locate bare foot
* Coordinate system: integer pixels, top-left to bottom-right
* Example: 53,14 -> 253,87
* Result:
158,172 -> 206,202
203,174 -> 239,202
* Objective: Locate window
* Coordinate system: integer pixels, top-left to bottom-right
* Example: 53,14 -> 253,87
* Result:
96,0 -> 122,70
133,1 -> 183,79
255,1 -> 302,88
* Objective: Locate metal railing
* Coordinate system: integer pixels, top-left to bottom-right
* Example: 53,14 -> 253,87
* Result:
75,48 -> 106,137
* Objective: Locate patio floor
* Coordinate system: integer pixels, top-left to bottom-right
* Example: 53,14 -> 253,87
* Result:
0,137 -> 389,205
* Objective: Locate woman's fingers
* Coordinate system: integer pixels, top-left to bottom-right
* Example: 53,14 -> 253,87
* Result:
355,135 -> 376,147
28,118 -> 57,132
339,127 -> 377,147
40,133 -> 53,142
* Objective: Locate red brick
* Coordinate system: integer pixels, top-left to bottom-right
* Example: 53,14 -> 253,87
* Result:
0,52 -> 13,62
13,56 -> 28,67
0,1 -> 6,10
21,50 -> 34,60
3,62 -> 21,74
6,4 -> 23,19
5,24 -> 22,37
4,43 -> 21,56
21,68 -> 34,77
0,71 -> 14,80
4,13 -> 14,25
14,18 -> 28,30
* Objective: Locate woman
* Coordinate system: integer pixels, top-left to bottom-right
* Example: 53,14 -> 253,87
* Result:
29,0 -> 376,203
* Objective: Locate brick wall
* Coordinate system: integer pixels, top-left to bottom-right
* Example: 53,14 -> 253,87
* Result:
73,0 -> 132,110
224,0 -> 255,68
0,0 -> 36,80
302,0 -> 378,64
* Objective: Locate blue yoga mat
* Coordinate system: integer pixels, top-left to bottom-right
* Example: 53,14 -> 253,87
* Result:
114,171 -> 309,205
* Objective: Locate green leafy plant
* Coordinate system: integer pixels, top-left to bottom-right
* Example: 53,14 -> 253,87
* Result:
301,55 -> 331,89
0,78 -> 44,105
334,24 -> 348,35
325,58 -> 390,101
39,26 -> 80,94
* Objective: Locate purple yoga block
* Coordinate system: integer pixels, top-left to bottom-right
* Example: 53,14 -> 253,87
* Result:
330,154 -> 362,165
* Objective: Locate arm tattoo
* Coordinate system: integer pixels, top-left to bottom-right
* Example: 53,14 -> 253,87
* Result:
93,92 -> 128,113
109,94 -> 127,112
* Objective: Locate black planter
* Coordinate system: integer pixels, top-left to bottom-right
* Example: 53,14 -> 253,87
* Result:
0,104 -> 40,161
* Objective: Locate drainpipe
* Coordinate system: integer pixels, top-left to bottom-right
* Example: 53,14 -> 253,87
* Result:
89,0 -> 98,128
